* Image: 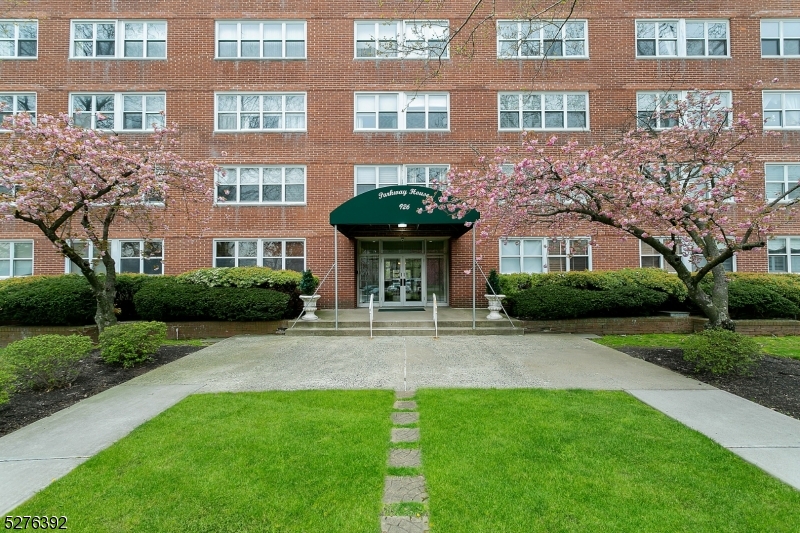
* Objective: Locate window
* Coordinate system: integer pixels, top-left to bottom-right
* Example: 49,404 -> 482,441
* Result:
499,92 -> 588,130
0,241 -> 33,278
640,239 -> 678,272
216,166 -> 305,204
635,20 -> 728,57
768,237 -> 800,273
497,20 -> 587,58
355,93 -> 449,131
214,239 -> 305,271
355,165 -> 448,195
761,20 -> 800,57
215,93 -> 306,131
71,93 -> 165,131
763,92 -> 800,129
65,241 -> 106,274
71,20 -> 166,58
0,20 -> 37,58
216,21 -> 306,59
498,238 -> 589,273
0,93 -> 36,128
765,164 -> 800,201
355,20 -> 448,58
636,91 -> 730,129
119,240 -> 163,274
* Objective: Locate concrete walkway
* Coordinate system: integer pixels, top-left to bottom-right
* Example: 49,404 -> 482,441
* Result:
1,335 -> 799,514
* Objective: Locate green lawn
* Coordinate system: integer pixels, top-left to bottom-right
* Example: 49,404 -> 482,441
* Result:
596,333 -> 800,360
418,389 -> 800,533
13,390 -> 393,533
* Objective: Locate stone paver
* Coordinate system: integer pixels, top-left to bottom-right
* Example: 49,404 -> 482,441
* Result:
395,390 -> 416,399
394,401 -> 418,410
391,412 -> 419,425
391,428 -> 420,443
382,476 -> 429,503
381,516 -> 429,533
389,448 -> 422,468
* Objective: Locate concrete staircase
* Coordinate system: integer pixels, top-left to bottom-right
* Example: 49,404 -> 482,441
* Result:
285,308 -> 523,337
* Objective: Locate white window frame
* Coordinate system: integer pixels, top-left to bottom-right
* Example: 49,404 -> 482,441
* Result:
765,163 -> 800,202
635,19 -> 729,58
0,92 -> 36,130
498,238 -> 546,274
214,93 -> 307,132
215,21 -> 306,59
64,240 -> 106,274
498,237 -> 590,273
497,19 -> 588,59
498,92 -> 589,131
640,238 -> 735,273
761,20 -> 800,58
70,20 -> 167,59
215,166 -> 306,205
0,240 -> 33,278
0,20 -> 38,58
768,237 -> 800,273
763,91 -> 800,130
213,238 -> 306,271
70,93 -> 166,131
547,238 -> 591,272
354,164 -> 449,195
354,92 -> 449,131
636,90 -> 731,130
118,239 -> 163,274
355,20 -> 449,59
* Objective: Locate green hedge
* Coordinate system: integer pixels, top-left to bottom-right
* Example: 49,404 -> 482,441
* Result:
2,334 -> 93,390
510,284 -> 668,320
499,269 -> 689,300
99,321 -> 167,368
133,277 -> 290,322
176,267 -> 305,291
0,275 -> 96,326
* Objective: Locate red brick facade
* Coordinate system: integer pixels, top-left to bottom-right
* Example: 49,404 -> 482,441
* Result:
1,1 -> 799,308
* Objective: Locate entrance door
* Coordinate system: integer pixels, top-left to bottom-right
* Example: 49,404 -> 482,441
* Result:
382,256 -> 423,306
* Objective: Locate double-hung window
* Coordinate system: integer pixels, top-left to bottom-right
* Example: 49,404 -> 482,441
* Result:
355,20 -> 448,58
0,241 -> 33,278
0,20 -> 37,58
765,163 -> 800,202
354,164 -> 448,195
65,240 -> 106,274
498,238 -> 590,273
65,239 -> 161,274
216,166 -> 306,204
497,20 -> 587,58
215,93 -> 306,132
636,91 -> 730,129
214,239 -> 305,271
71,93 -> 165,131
216,21 -> 306,59
498,92 -> 588,130
355,92 -> 448,131
640,239 -> 679,272
768,237 -> 800,273
763,92 -> 800,129
71,20 -> 166,58
547,238 -> 590,272
635,20 -> 728,57
0,93 -> 36,128
761,20 -> 800,57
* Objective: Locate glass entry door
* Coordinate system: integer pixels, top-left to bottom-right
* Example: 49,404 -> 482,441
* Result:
382,256 -> 423,306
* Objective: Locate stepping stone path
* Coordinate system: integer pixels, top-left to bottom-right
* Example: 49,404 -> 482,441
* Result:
381,390 -> 429,533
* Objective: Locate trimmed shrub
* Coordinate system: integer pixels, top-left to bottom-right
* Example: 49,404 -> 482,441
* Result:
0,363 -> 15,406
114,274 -> 158,321
134,277 -> 290,321
2,334 -> 93,390
485,269 -> 502,295
510,284 -> 668,320
299,269 -> 319,295
176,267 -> 303,292
728,282 -> 800,319
0,275 -> 95,326
99,321 -> 166,368
683,329 -> 763,376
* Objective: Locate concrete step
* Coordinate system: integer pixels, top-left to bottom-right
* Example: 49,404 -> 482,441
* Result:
285,326 -> 523,336
290,320 -> 520,329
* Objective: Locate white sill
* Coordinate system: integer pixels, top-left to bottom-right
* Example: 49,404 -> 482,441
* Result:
69,57 -> 167,60
761,55 -> 800,59
498,128 -> 590,132
354,56 -> 450,60
496,55 -> 590,60
635,55 -> 731,59
213,129 -> 308,133
354,129 -> 451,133
214,57 -> 307,60
214,202 -> 306,206
0,56 -> 37,60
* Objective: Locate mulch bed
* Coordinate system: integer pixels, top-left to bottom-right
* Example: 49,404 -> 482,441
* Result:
618,346 -> 800,421
0,345 -> 201,438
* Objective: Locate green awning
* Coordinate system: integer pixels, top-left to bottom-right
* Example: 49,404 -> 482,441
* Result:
330,186 -> 479,237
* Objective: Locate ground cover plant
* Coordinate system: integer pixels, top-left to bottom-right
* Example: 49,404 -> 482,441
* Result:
417,389 -> 800,533
12,390 -> 393,532
595,334 -> 800,361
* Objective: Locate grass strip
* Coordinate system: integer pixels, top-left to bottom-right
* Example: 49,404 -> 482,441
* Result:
13,390 -> 393,532
596,334 -> 800,360
418,389 -> 800,533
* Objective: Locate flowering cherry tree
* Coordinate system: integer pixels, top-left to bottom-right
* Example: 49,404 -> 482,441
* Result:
429,91 -> 798,330
0,113 -> 214,331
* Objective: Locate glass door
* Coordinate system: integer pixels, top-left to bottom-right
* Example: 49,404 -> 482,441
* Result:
383,257 -> 403,305
382,256 -> 424,306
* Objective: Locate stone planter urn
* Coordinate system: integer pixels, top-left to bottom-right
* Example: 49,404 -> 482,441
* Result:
485,294 -> 506,320
299,294 -> 322,320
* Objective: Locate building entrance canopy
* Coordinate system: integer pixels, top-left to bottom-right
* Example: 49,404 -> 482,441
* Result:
329,186 -> 479,238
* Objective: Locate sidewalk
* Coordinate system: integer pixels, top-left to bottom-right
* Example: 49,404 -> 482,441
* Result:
1,335 -> 798,513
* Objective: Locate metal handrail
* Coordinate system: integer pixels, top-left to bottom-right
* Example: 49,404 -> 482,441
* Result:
475,263 -> 516,329
289,262 -> 336,329
433,293 -> 438,338
369,293 -> 374,339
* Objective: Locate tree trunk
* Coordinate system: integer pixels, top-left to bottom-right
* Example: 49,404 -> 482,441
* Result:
685,265 -> 735,331
92,263 -> 118,333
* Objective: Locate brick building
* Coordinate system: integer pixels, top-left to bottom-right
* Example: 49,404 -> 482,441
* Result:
1,0 -> 799,309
